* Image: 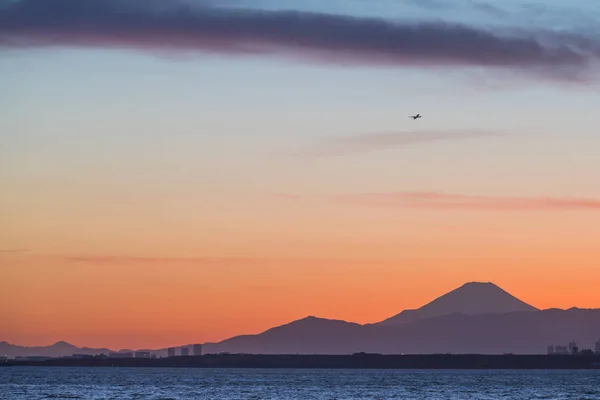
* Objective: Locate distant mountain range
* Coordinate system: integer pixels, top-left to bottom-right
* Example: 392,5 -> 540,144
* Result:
0,341 -> 114,359
3,282 -> 599,357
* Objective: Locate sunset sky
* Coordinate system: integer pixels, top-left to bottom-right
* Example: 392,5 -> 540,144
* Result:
1,0 -> 600,350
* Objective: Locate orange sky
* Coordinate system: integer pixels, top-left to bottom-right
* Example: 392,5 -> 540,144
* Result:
2,208 -> 600,350
2,172 -> 600,349
2,35 -> 600,350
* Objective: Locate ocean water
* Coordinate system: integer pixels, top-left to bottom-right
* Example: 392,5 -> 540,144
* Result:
1,367 -> 600,399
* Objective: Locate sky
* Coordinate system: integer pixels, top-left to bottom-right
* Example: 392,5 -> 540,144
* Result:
1,0 -> 600,350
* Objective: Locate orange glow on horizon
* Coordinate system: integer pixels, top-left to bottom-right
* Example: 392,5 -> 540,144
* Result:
2,241 -> 599,350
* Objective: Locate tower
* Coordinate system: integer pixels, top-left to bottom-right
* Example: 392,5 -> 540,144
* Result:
568,341 -> 578,355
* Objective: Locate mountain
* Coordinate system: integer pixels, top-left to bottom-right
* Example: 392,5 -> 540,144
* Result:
0,341 -> 113,358
203,316 -> 368,355
203,308 -> 600,355
3,282 -> 599,356
201,283 -> 595,354
368,308 -> 600,354
377,282 -> 539,327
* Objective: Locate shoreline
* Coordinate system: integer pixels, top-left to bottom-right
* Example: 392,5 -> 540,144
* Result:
5,354 -> 600,369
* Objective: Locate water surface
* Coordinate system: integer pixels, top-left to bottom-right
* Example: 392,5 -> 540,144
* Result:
2,367 -> 600,399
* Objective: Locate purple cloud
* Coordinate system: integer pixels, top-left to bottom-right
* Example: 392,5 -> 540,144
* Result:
331,192 -> 600,211
0,248 -> 30,253
1,0 -> 598,79
297,130 -> 501,157
61,255 -> 262,264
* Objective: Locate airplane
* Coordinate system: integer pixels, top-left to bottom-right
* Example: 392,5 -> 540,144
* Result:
409,114 -> 422,120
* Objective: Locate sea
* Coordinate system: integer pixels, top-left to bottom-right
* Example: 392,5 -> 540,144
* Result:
1,367 -> 600,399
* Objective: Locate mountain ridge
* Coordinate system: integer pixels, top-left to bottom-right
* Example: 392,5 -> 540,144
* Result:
3,282 -> 599,357
202,307 -> 600,355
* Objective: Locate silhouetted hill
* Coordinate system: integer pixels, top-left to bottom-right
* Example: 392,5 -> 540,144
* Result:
204,316 -> 367,354
373,308 -> 600,354
204,308 -> 600,355
0,341 -> 112,358
377,282 -> 538,326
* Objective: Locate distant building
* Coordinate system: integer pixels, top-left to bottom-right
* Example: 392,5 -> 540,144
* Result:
167,348 -> 176,357
15,356 -> 52,361
71,354 -> 94,359
595,340 -> 600,355
135,351 -> 154,359
554,345 -> 568,355
547,345 -> 555,355
108,352 -> 134,359
193,344 -> 203,356
0,356 -> 7,362
578,349 -> 595,356
569,342 -> 579,355
181,347 -> 189,356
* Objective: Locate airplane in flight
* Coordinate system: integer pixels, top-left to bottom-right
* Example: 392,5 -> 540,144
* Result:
409,114 -> 422,120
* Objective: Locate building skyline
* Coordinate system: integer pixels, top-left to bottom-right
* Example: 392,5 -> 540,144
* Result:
134,351 -> 154,359
108,352 -> 133,359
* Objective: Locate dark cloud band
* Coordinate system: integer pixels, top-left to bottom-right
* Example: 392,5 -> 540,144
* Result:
1,0 -> 598,78
331,192 -> 600,211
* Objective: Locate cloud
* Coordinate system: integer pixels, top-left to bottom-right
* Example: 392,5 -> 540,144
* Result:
58,254 -> 344,265
273,193 -> 302,200
61,255 -> 262,264
1,0 -> 598,79
467,1 -> 508,17
407,0 -> 508,17
298,130 -> 501,157
0,248 -> 30,253
331,192 -> 600,211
